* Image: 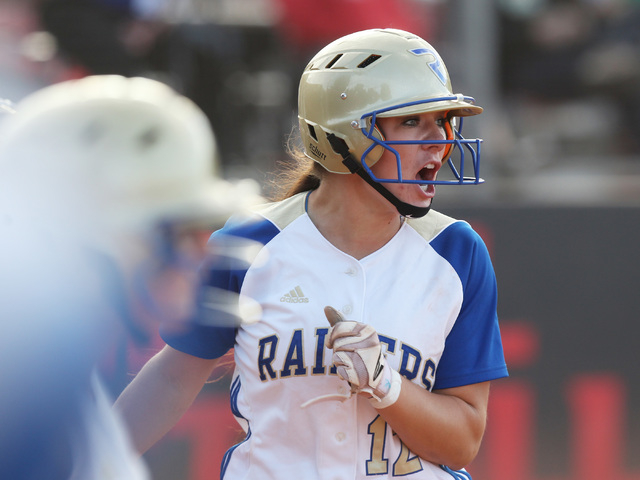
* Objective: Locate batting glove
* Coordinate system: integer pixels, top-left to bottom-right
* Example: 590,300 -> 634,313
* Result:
324,306 -> 402,409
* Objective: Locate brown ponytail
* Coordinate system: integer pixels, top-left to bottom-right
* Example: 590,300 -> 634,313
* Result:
267,130 -> 325,202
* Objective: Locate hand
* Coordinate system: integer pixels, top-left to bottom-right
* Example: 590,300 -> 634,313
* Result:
324,306 -> 401,408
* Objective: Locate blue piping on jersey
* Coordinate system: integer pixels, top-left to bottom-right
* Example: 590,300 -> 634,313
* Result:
221,376 -> 252,479
304,190 -> 311,212
229,376 -> 244,419
441,465 -> 472,480
220,428 -> 251,480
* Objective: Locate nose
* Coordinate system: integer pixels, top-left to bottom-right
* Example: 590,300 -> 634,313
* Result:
420,119 -> 449,156
420,128 -> 447,152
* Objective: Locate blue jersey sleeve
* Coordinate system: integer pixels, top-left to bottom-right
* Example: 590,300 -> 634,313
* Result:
430,221 -> 508,389
159,213 -> 279,359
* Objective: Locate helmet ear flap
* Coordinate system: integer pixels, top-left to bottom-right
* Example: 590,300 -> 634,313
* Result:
442,117 -> 455,160
373,121 -> 386,143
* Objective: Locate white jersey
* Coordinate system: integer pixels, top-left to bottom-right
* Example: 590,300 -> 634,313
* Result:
161,191 -> 508,479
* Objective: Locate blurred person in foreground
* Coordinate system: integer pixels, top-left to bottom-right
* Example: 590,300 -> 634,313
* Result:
0,75 -> 262,479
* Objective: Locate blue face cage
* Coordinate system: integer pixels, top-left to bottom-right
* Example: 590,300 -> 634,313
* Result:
357,95 -> 483,186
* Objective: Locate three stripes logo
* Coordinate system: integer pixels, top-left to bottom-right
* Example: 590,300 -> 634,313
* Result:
280,286 -> 309,304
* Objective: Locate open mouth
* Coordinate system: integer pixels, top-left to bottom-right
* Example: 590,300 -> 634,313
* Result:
417,164 -> 437,183
415,163 -> 439,196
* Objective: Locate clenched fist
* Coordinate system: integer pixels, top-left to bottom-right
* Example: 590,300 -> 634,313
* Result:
324,306 -> 402,408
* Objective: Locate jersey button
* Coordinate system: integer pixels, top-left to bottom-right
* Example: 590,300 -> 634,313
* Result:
342,305 -> 353,315
335,432 -> 346,442
345,268 -> 356,276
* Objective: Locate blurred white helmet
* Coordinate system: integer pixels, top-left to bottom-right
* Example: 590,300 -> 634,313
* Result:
0,75 -> 262,251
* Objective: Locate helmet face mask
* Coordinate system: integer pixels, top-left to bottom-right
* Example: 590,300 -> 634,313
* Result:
298,28 -> 484,188
359,97 -> 483,186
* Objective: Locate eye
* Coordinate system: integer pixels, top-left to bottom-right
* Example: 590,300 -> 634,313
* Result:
435,117 -> 447,128
401,117 -> 419,127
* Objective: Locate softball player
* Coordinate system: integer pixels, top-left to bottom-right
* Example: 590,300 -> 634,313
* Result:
116,28 -> 508,479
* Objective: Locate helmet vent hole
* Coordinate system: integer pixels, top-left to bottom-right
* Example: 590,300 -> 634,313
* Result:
81,120 -> 104,145
357,54 -> 381,68
307,123 -> 318,141
138,126 -> 161,149
325,54 -> 343,69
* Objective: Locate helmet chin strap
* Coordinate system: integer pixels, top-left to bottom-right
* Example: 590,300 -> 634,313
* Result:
326,134 -> 431,218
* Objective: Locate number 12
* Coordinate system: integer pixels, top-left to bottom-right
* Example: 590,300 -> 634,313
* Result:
366,415 -> 423,476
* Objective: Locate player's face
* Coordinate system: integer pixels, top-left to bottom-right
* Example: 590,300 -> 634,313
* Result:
370,111 -> 448,209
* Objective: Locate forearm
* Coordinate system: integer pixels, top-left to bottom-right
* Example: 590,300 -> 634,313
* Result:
376,379 -> 490,470
114,345 -> 219,455
323,310 -> 490,468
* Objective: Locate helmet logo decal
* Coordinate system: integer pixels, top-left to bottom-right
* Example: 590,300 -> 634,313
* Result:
409,48 -> 447,86
308,142 -> 326,161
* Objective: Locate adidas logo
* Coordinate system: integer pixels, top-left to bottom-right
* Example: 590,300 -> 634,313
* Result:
280,286 -> 309,304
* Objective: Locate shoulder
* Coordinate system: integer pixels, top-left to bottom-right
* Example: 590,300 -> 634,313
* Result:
404,209 -> 470,243
251,191 -> 308,230
407,210 -> 491,275
211,192 -> 308,245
